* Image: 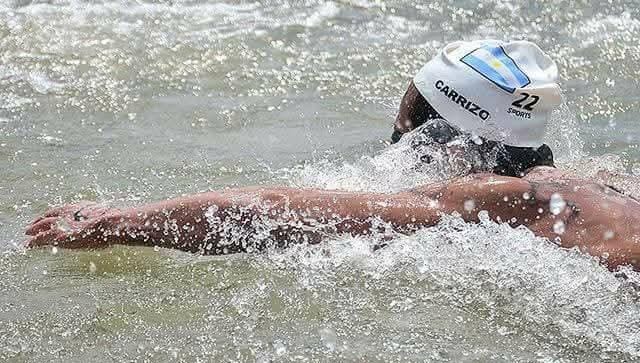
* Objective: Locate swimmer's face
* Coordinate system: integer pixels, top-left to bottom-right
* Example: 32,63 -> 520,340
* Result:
392,81 -> 443,143
391,82 -> 556,177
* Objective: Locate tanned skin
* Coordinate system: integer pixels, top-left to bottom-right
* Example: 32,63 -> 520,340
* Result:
25,166 -> 640,270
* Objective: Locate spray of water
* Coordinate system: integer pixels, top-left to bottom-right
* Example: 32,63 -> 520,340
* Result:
263,104 -> 640,358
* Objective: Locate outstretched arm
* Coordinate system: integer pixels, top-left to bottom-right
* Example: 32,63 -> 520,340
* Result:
26,173 -> 545,255
25,186 -> 445,254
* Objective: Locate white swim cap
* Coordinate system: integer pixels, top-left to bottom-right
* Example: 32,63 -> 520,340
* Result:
413,39 -> 561,147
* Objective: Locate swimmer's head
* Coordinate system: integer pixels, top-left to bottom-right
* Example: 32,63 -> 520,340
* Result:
393,39 -> 562,148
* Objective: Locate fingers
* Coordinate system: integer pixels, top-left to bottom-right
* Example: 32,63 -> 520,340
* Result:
25,201 -> 105,249
25,229 -> 65,248
26,216 -> 59,236
26,226 -> 102,250
27,208 -> 60,226
27,206 -> 71,227
28,201 -> 99,228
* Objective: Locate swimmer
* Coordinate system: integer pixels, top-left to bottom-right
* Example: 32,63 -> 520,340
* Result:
25,40 -> 640,270
391,40 -> 558,177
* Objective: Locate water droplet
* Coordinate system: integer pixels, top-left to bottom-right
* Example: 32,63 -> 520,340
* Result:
553,220 -> 565,235
89,261 -> 97,274
463,199 -> 476,212
497,326 -> 510,336
169,348 -> 179,359
56,219 -> 71,232
549,193 -> 566,215
51,246 -> 58,255
603,230 -> 615,240
319,327 -> 338,352
273,341 -> 287,356
153,245 -> 160,252
205,205 -> 219,219
522,192 -> 531,200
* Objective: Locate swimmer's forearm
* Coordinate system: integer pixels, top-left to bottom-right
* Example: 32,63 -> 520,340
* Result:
102,190 -> 263,252
102,188 -> 442,253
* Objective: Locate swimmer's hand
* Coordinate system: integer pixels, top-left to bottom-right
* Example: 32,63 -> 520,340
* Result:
25,202 -> 119,249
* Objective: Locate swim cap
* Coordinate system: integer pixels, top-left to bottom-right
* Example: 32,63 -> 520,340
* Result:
413,40 -> 561,147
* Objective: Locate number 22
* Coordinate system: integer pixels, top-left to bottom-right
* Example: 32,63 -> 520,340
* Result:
511,93 -> 539,111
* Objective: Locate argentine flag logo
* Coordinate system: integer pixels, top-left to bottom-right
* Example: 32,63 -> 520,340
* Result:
461,45 -> 531,93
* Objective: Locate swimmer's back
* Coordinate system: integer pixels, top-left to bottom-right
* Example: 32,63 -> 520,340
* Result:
524,167 -> 640,267
410,167 -> 640,269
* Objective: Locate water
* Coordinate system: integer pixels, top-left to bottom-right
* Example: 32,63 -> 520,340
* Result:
1,0 -> 640,361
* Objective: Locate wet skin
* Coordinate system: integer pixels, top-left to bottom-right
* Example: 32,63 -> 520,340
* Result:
25,166 -> 640,270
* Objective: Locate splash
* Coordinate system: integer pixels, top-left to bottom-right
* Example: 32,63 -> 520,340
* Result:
281,123 -> 490,192
268,108 -> 640,358
543,101 -> 586,165
261,213 -> 640,357
303,2 -> 341,28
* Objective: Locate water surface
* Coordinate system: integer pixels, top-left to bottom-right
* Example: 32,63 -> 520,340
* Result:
1,0 -> 640,361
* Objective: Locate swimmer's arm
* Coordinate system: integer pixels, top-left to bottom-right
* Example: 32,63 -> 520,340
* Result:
423,174 -> 545,226
25,187 -> 444,253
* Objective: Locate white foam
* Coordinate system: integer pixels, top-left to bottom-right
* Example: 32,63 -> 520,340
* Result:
281,145 -> 441,193
264,212 -> 640,357
27,71 -> 64,94
269,102 -> 640,357
304,2 -> 341,28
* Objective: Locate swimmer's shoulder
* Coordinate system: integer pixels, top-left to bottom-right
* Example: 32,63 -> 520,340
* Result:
522,166 -> 573,183
408,173 -> 534,203
524,166 -> 640,205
